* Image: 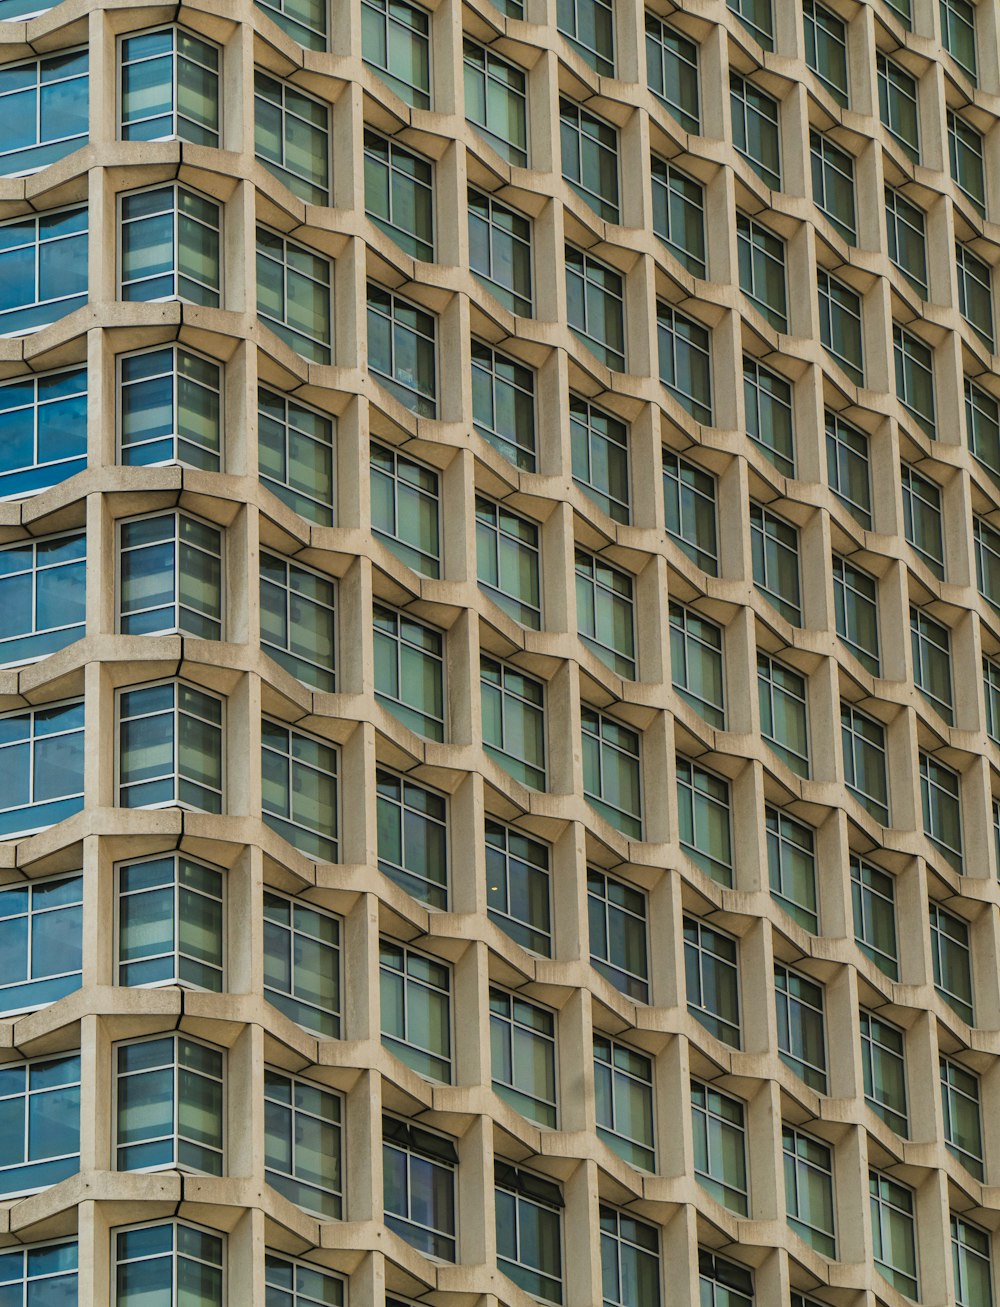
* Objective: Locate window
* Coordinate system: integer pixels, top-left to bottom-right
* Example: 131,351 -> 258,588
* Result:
0,1241 -> 77,1304
575,549 -> 636,678
0,699 -> 84,837
571,396 -> 629,523
463,40 -> 527,166
783,1126 -> 835,1256
374,604 -> 445,741
255,71 -> 329,204
921,753 -> 963,870
588,868 -> 648,1001
662,450 -> 718,572
684,916 -> 740,1047
657,303 -> 712,424
826,411 -> 872,528
364,131 -> 433,262
803,1 -> 848,105
860,1010 -> 908,1134
119,512 -> 222,640
986,655 -> 1000,744
670,602 -> 724,726
677,759 -> 732,885
902,463 -> 945,578
953,1216 -> 993,1307
967,377 -> 1000,481
120,185 -> 220,306
256,226 -> 332,363
744,358 -> 793,475
0,531 -> 85,667
380,939 -> 451,1081
560,100 -> 619,223
817,269 -> 863,385
370,440 -> 439,577
118,854 -> 223,992
469,189 -> 532,316
265,1069 -> 342,1217
259,387 -> 334,525
120,28 -> 218,147
377,769 -> 448,909
885,187 -> 927,297
774,962 -> 827,1091
491,988 -> 557,1126
383,1117 -> 457,1259
600,1206 -> 660,1307
930,902 -> 974,1023
566,246 -> 626,371
367,284 -> 437,416
495,1164 -> 563,1303
260,551 -> 335,691
851,855 -> 899,979
594,1033 -> 655,1169
949,110 -> 986,215
362,0 -> 429,107
870,1172 -> 918,1299
0,49 -> 87,174
0,1053 -> 79,1197
476,497 -> 541,630
120,345 -> 221,471
0,873 -> 81,1015
651,156 -> 706,276
941,0 -> 978,82
729,0 -> 772,46
116,1035 -> 223,1176
941,1055 -> 984,1178
886,0 -> 913,25
758,653 -> 809,777
751,503 -> 800,622
645,14 -> 699,132
910,607 -> 952,723
810,130 -> 855,243
0,205 -> 87,336
558,0 -> 614,74
699,1251 -> 753,1306
833,556 -> 880,674
473,342 -> 536,470
976,515 -> 1000,609
0,366 -> 87,500
118,682 -> 223,813
265,1254 -> 344,1306
582,706 -> 642,837
487,819 -> 551,954
877,54 -> 919,162
737,214 -> 787,331
730,72 -> 780,190
262,719 -> 338,861
692,1080 -> 747,1213
263,890 -> 340,1036
894,324 -> 936,436
841,702 -> 889,824
957,242 -> 995,349
113,1222 -> 223,1307
767,807 -> 817,932
481,655 -> 546,789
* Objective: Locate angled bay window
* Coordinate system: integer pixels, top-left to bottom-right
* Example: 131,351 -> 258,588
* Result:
0,205 -> 87,336
684,916 -> 740,1047
976,515 -> 1000,608
651,156 -> 706,276
911,607 -> 952,722
560,100 -> 619,223
113,1222 -> 223,1307
265,1255 -> 344,1306
255,71 -> 329,204
833,555 -> 880,674
953,1216 -> 993,1307
476,497 -> 541,628
949,110 -> 986,215
487,819 -> 551,954
817,269 -> 863,385
870,1172 -> 918,1299
365,130 -> 433,261
595,1034 -> 654,1169
263,890 -> 340,1036
0,49 -> 87,175
588,868 -> 648,1001
810,130 -> 856,243
0,531 -> 85,666
473,342 -> 536,470
941,0 -> 978,82
783,1126 -> 835,1256
380,939 -> 451,1081
374,604 -> 444,740
670,601 -> 724,726
941,1055 -> 984,1178
885,187 -> 927,297
0,366 -> 87,499
861,1010 -> 908,1134
758,653 -> 808,777
902,463 -> 944,577
930,902 -> 974,1023
877,53 -> 919,162
729,0 -> 772,47
692,1079 -> 747,1213
558,0 -> 614,74
894,324 -> 936,436
371,440 -> 439,576
841,701 -> 889,824
730,72 -> 780,190
662,450 -> 718,572
259,387 -> 334,524
582,705 -> 642,837
566,246 -> 625,371
699,1251 -> 753,1306
0,1053 -> 79,1197
115,1035 -> 223,1175
0,1241 -> 78,1303
120,185 -> 220,306
657,303 -> 712,424
119,512 -> 222,640
0,700 -> 84,838
118,682 -> 223,813
262,719 -> 338,861
826,411 -> 872,528
481,654 -> 546,788
256,226 -> 332,363
750,502 -> 801,623
571,396 -> 629,523
956,242 -> 995,350
601,1207 -> 660,1307
774,961 -> 827,1092
265,1069 -> 342,1217
367,284 -> 437,416
260,552 -> 335,691
120,346 -> 221,470
744,358 -> 793,474
0,873 -> 82,1015
377,768 -> 448,908
258,0 -> 327,48
645,14 -> 699,133
575,549 -> 635,678
737,214 -> 787,331
383,1117 -> 457,1259
496,1164 -> 563,1303
803,1 -> 848,106
463,40 -> 527,166
119,28 -> 218,146
468,189 -> 532,316
491,988 -> 557,1126
362,0 -> 429,107
118,854 -> 224,992
920,752 -> 963,870
677,758 -> 732,886
851,854 -> 899,979
767,807 -> 817,932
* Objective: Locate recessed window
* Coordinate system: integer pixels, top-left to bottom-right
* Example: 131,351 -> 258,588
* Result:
902,463 -> 944,578
463,40 -> 527,166
651,156 -> 706,276
920,752 -> 963,871
259,386 -> 335,524
120,28 -> 218,146
263,889 -> 340,1035
469,189 -> 532,316
949,110 -> 986,215
260,551 -> 335,691
956,241 -> 995,350
256,226 -> 332,363
374,603 -> 445,740
841,701 -> 889,824
362,0 -> 430,106
120,346 -> 221,470
941,1055 -> 984,1178
588,868 -> 648,1001
367,284 -> 437,416
255,71 -> 330,204
0,1052 -> 79,1198
0,1241 -> 78,1303
0,873 -> 82,1015
487,818 -> 552,954
657,303 -> 712,424
826,411 -> 872,528
265,1254 -> 344,1306
0,366 -> 87,499
975,514 -> 1000,609
744,358 -> 793,475
0,699 -> 84,838
893,324 -> 936,436
750,502 -> 800,624
115,1034 -> 223,1175
885,187 -> 927,297
380,939 -> 452,1081
560,100 -> 619,223
767,807 -> 817,932
113,1222 -> 223,1307
911,606 -> 953,722
118,854 -> 224,992
120,185 -> 220,306
860,1009 -> 908,1134
364,130 -> 433,262
737,213 -> 787,331
941,0 -> 978,82
676,758 -> 732,886
984,655 -> 1000,744
0,531 -> 85,666
571,396 -> 630,523
783,1126 -> 835,1255
495,1163 -> 563,1303
257,0 -> 328,49
877,53 -> 919,162
472,342 -> 536,471
594,1034 -> 654,1169
261,718 -> 339,861
662,450 -> 718,573
0,49 -> 88,174
952,1215 -> 993,1307
265,1069 -> 342,1216
693,1079 -> 747,1213
119,511 -> 222,639
803,0 -> 848,106
670,602 -> 725,727
118,682 -> 223,813
758,653 -> 808,777
581,705 -> 642,837
476,496 -> 541,628
383,1117 -> 457,1259
645,13 -> 699,133
833,555 -> 880,674
699,1251 -> 753,1306
481,654 -> 546,789
728,0 -> 773,48
370,440 -> 439,577
730,72 -> 780,189
810,130 -> 856,243
0,205 -> 88,336
491,988 -> 557,1126
600,1206 -> 661,1307
870,1171 -> 919,1299
817,269 -> 864,385
575,549 -> 636,678
684,916 -> 740,1047
929,901 -> 973,1023
774,961 -> 827,1092
851,854 -> 898,979
377,768 -> 448,908
566,246 -> 626,371
558,0 -> 614,75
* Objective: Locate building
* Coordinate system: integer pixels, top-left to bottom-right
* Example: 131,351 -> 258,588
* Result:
0,0 -> 998,1301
